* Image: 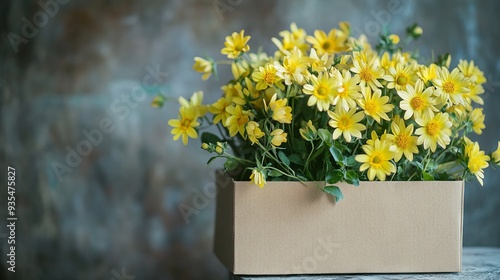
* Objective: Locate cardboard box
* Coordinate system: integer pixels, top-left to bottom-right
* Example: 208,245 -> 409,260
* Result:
213,171 -> 464,275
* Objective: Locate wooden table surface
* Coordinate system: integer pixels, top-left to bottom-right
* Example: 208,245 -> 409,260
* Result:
231,247 -> 500,280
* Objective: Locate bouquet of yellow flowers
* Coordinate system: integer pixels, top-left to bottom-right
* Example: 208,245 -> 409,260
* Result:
162,22 -> 500,201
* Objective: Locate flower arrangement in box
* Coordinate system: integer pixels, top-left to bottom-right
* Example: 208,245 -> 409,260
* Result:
159,22 -> 499,201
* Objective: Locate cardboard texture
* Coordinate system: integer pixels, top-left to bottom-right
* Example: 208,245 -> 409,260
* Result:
213,171 -> 464,275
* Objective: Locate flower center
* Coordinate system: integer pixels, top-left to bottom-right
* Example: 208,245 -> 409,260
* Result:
322,41 -> 331,50
181,119 -> 192,129
396,134 -> 410,149
410,96 -> 425,110
371,155 -> 382,165
443,81 -> 455,93
264,72 -> 275,84
426,120 -> 440,137
364,101 -> 378,115
396,75 -> 408,86
360,68 -> 373,82
338,116 -> 352,130
315,85 -> 330,99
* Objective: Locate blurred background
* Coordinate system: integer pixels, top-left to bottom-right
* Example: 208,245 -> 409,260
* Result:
1,0 -> 500,279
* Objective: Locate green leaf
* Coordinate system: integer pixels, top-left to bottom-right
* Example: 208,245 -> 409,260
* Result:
201,132 -> 221,145
326,170 -> 343,184
206,156 -> 219,166
278,151 -> 290,166
289,153 -> 304,165
422,172 -> 434,181
323,186 -> 343,202
318,129 -> 332,145
344,156 -> 356,167
224,158 -> 238,171
345,170 -> 360,186
267,169 -> 282,177
329,146 -> 343,162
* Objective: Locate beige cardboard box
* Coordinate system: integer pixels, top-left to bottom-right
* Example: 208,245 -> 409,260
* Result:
213,171 -> 464,275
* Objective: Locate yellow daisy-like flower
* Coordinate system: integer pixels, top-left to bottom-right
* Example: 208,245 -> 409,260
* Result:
350,51 -> 385,91
252,63 -> 284,91
250,168 -> 266,188
246,121 -> 265,145
231,60 -> 250,80
358,87 -> 394,124
386,117 -> 419,161
383,63 -> 417,91
193,57 -> 213,80
355,138 -> 396,181
225,105 -> 253,137
270,129 -> 287,147
463,82 -> 485,106
221,30 -> 251,59
209,97 -> 232,125
465,141 -> 490,186
309,48 -> 333,73
334,69 -> 362,111
272,23 -> 308,55
328,106 -> 366,143
458,60 -> 486,85
306,22 -> 350,55
178,91 -> 208,116
415,112 -> 452,152
432,67 -> 469,105
267,93 -> 292,124
168,107 -> 200,145
491,141 -> 500,164
274,47 -> 312,85
417,64 -> 438,84
468,108 -> 485,135
398,80 -> 438,120
303,72 -> 341,111
221,82 -> 242,101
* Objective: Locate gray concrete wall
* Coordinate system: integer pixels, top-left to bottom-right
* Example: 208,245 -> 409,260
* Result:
1,0 -> 499,279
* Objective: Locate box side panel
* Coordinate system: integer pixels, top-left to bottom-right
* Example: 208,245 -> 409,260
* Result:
232,180 -> 464,275
212,171 -> 235,272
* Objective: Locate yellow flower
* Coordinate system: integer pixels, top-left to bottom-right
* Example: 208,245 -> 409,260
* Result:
328,106 -> 366,143
386,117 -> 419,161
350,51 -> 385,91
209,97 -> 232,125
178,91 -> 208,116
192,57 -> 213,80
355,138 -> 396,181
215,142 -> 224,154
299,120 -> 317,141
383,63 -> 417,91
417,64 -> 438,84
267,93 -> 292,124
358,87 -> 394,124
221,83 -> 242,100
432,67 -> 469,105
334,70 -> 362,111
252,63 -> 284,91
246,121 -> 265,144
398,80 -> 438,120
221,30 -> 251,59
270,129 -> 287,147
225,105 -> 253,137
465,141 -> 490,186
469,108 -> 485,135
463,82 -> 485,106
388,34 -> 400,44
231,60 -> 250,80
492,142 -> 500,164
250,168 -> 266,188
274,47 -> 312,85
306,22 -> 350,55
415,113 -> 452,152
458,60 -> 486,85
168,107 -> 200,145
272,23 -> 308,55
248,52 -> 270,69
303,72 -> 341,111
309,48 -> 333,73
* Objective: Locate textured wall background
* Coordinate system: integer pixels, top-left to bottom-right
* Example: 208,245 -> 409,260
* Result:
1,0 -> 499,279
